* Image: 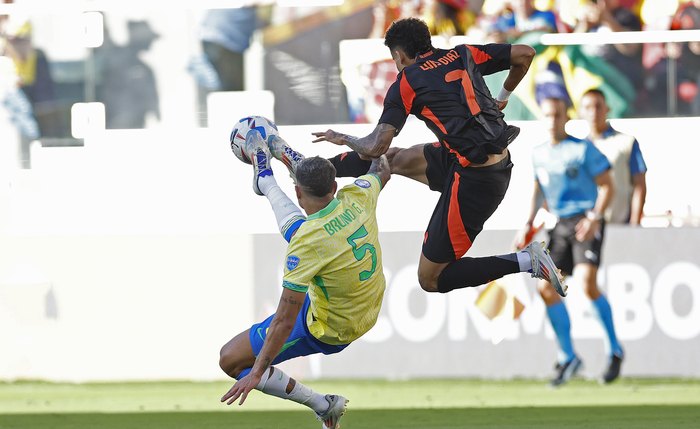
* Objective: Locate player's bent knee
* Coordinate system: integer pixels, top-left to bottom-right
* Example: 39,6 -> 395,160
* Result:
218,348 -> 235,375
219,352 -> 247,379
219,343 -> 245,377
385,147 -> 404,172
418,273 -> 439,293
390,147 -> 423,176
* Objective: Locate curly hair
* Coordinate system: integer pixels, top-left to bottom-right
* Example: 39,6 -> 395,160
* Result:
384,18 -> 433,59
296,156 -> 337,198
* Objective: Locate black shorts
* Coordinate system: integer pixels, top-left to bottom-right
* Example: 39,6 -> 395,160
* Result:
547,214 -> 606,276
422,143 -> 513,263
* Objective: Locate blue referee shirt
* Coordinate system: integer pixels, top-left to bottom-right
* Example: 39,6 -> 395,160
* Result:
532,135 -> 611,219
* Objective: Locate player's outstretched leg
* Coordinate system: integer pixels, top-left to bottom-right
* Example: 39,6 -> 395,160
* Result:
328,151 -> 373,177
268,134 -> 305,181
243,130 -> 305,242
220,330 -> 348,427
427,241 -> 567,297
316,394 -> 349,429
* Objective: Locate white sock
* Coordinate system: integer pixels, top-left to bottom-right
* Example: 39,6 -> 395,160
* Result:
256,367 -> 329,413
257,174 -> 277,196
259,177 -> 306,241
516,250 -> 532,272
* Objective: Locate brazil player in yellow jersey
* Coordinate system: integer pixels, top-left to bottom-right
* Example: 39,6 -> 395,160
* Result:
219,130 -> 390,429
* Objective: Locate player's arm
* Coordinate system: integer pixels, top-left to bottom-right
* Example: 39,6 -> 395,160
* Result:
368,154 -> 391,188
313,78 -> 405,158
629,172 -> 646,226
576,169 -> 614,242
497,44 -> 535,109
593,169 -> 615,217
515,180 -> 545,250
221,287 -> 305,406
311,123 -> 397,159
629,141 -> 647,226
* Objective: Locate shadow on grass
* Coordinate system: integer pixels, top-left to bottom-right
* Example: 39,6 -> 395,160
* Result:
1,405 -> 698,429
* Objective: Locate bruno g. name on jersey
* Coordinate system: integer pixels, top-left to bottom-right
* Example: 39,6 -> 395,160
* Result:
323,203 -> 365,236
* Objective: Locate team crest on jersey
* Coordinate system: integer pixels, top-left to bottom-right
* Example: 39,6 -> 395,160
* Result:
286,255 -> 300,271
354,179 -> 371,188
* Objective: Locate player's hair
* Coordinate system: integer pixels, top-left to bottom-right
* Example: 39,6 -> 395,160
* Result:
540,96 -> 568,109
384,18 -> 433,59
296,156 -> 337,198
582,88 -> 607,101
540,97 -> 570,118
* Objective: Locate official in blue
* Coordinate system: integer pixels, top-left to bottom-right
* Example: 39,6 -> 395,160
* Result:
580,88 -> 647,225
519,97 -> 623,386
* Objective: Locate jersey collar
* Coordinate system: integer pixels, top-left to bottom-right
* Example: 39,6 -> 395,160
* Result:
416,50 -> 435,61
602,123 -> 617,138
306,198 -> 340,221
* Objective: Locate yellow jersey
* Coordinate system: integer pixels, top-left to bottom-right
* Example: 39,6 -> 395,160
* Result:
282,174 -> 385,345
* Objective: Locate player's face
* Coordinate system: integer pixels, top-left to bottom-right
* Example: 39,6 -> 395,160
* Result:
580,93 -> 608,128
541,98 -> 568,135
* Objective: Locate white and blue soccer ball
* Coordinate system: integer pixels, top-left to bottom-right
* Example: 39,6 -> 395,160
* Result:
229,115 -> 279,164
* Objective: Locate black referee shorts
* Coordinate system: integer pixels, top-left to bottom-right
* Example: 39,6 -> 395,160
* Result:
547,214 -> 606,276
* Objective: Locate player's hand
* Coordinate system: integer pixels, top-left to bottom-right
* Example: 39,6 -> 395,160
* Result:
512,227 -> 529,251
312,129 -> 343,145
513,222 -> 532,251
221,372 -> 262,406
574,217 -> 599,242
496,99 -> 509,111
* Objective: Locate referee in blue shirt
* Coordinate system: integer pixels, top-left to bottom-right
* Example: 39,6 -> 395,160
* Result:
519,96 -> 623,386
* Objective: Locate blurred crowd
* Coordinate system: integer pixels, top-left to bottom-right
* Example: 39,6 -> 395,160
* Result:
372,0 -> 700,116
1,0 -> 699,149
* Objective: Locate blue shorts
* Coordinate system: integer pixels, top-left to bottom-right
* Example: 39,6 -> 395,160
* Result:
239,295 -> 348,378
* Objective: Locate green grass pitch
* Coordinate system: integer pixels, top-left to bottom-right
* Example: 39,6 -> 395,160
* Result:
1,378 -> 699,428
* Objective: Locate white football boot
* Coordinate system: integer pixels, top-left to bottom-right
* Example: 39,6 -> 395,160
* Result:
526,241 -> 568,297
267,134 -> 305,182
244,129 -> 273,196
316,394 -> 348,429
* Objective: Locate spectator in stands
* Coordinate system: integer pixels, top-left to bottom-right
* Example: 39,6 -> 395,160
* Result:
580,88 -> 647,225
192,7 -> 259,126
503,0 -> 559,39
428,0 -> 473,36
575,0 -> 645,104
480,0 -> 559,44
97,20 -> 160,129
0,16 -> 57,137
0,55 -> 39,141
671,0 -> 700,114
370,0 -> 422,38
644,0 -> 700,116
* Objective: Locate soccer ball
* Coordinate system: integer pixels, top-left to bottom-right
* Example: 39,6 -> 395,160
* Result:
229,115 -> 279,164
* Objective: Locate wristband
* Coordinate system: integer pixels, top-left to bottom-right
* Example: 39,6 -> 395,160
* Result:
496,87 -> 512,102
586,211 -> 603,222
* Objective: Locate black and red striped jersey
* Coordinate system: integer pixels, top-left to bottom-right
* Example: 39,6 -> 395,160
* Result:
379,44 -> 512,166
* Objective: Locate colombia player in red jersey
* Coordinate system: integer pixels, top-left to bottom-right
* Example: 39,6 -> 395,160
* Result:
308,18 -> 567,297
